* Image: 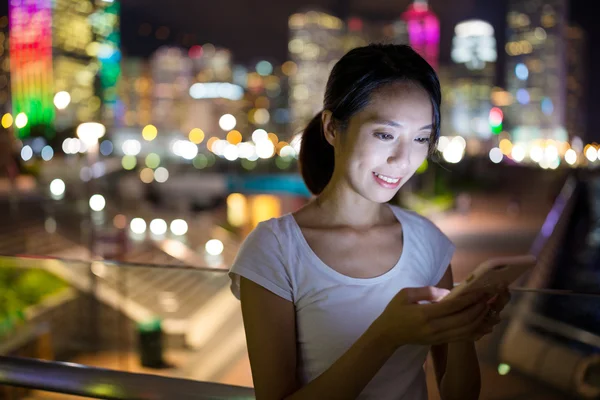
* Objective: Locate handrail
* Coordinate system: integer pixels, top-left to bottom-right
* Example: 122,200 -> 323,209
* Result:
0,356 -> 255,400
0,254 -> 230,273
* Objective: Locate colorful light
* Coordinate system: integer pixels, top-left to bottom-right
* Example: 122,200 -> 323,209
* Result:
489,107 -> 503,134
401,0 -> 440,70
10,0 -> 54,137
90,1 -> 121,117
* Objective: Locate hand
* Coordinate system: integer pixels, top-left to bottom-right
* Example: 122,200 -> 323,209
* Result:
378,286 -> 491,347
474,285 -> 511,340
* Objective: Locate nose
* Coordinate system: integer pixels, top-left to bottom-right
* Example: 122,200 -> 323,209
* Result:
386,142 -> 410,170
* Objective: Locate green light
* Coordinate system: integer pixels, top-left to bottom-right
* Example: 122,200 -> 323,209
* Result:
193,154 -> 208,169
416,159 -> 428,174
492,123 -> 503,134
241,158 -> 257,170
145,153 -> 160,169
88,383 -> 122,398
275,156 -> 291,170
206,153 -> 216,167
122,155 -> 137,170
498,363 -> 511,375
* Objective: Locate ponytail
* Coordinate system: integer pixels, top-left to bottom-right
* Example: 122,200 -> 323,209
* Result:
299,111 -> 334,195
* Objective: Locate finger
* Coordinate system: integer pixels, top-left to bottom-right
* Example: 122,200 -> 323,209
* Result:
401,286 -> 450,304
423,291 -> 486,318
429,301 -> 488,333
433,304 -> 490,343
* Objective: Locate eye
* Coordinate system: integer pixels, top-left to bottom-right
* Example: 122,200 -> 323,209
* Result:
374,132 -> 394,141
414,137 -> 430,144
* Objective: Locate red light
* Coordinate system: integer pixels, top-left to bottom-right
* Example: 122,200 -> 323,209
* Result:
348,17 -> 363,31
489,107 -> 503,126
188,45 -> 203,59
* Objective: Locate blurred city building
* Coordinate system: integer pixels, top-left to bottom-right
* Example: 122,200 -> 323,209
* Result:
288,10 -> 345,133
442,19 -> 498,149
565,25 -> 587,142
0,15 -> 9,117
505,0 -> 568,148
8,0 -> 120,137
343,16 -> 409,52
401,0 -> 440,71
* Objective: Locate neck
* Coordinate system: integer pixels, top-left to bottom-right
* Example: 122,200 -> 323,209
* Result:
315,178 -> 387,228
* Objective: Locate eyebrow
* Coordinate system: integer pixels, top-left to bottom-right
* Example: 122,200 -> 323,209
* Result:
372,119 -> 433,131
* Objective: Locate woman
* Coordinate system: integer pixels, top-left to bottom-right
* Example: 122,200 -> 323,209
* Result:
229,44 -> 509,400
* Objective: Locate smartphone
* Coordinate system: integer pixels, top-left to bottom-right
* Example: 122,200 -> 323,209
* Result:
443,254 -> 537,301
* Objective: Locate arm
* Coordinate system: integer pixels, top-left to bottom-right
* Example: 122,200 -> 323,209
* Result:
240,277 -> 397,400
430,266 -> 481,400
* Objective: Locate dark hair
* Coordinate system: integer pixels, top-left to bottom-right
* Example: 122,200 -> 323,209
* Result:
298,44 -> 442,195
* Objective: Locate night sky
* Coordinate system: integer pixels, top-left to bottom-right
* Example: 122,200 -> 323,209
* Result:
120,0 -> 598,139
0,0 -> 597,139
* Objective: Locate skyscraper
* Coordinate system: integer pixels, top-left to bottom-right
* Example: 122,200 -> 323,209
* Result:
505,0 -> 568,146
443,20 -> 497,141
288,10 -> 345,133
401,0 -> 440,70
565,25 -> 587,142
343,16 -> 409,52
9,0 -> 120,137
0,15 -> 9,116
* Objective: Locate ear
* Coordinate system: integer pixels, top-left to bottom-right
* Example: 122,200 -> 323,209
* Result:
322,110 -> 336,147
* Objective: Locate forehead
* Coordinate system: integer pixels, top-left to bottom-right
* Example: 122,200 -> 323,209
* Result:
358,81 -> 433,124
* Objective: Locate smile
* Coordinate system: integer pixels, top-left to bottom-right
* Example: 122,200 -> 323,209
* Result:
373,172 -> 401,184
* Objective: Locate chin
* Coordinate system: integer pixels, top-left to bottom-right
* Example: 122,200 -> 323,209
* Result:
361,185 -> 402,204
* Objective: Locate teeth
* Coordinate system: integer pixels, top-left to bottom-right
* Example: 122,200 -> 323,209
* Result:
374,172 -> 399,184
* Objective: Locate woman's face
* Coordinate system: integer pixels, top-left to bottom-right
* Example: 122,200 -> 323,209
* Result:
325,81 -> 434,204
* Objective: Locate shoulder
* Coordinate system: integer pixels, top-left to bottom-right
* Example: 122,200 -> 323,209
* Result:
390,205 -> 447,239
240,215 -> 293,250
229,215 -> 296,302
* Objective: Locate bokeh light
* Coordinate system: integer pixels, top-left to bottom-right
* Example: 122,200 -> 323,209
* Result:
41,146 -> 54,161
256,60 -> 273,76
145,153 -> 161,169
150,219 -> 168,235
170,219 -> 188,236
189,128 -> 205,144
122,139 -> 142,156
21,145 -> 33,161
219,114 -> 237,131
130,218 -> 147,234
50,179 -> 66,197
205,239 -> 224,256
489,147 -> 503,163
227,130 -> 242,145
498,364 -> 511,376
585,146 -> 597,162
15,112 -> 28,128
154,167 -> 169,183
565,149 -> 577,165
54,91 -> 71,110
252,129 -> 268,143
511,144 -> 526,162
1,113 -> 13,128
100,140 -> 114,156
89,194 -> 106,212
529,145 -> 544,163
140,168 -> 154,183
256,139 -> 275,159
122,155 -> 137,170
142,124 -> 158,141
113,214 -> 127,229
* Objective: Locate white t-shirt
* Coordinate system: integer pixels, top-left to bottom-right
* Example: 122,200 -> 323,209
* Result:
229,205 -> 455,400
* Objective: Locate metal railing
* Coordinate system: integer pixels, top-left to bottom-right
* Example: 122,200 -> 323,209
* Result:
0,355 -> 255,399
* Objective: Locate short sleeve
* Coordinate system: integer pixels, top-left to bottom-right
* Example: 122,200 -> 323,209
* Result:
429,226 -> 456,286
229,220 -> 293,302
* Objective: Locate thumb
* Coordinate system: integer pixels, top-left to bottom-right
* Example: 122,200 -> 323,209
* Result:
401,286 -> 451,304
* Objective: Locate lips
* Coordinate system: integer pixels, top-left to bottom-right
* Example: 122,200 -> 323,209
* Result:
373,172 -> 402,189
